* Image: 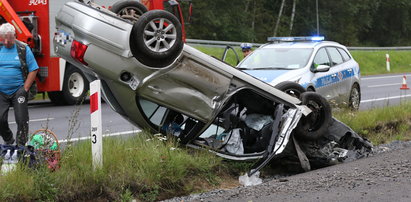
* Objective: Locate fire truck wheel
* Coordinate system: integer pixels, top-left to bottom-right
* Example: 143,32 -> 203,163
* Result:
294,92 -> 332,140
110,0 -> 148,23
48,65 -> 89,105
130,10 -> 183,67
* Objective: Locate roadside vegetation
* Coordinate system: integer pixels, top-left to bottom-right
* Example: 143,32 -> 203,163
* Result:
2,101 -> 411,201
0,132 -> 237,201
335,102 -> 411,145
193,45 -> 411,76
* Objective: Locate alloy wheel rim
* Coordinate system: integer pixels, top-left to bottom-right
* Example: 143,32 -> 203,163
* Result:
350,87 -> 360,109
143,17 -> 177,53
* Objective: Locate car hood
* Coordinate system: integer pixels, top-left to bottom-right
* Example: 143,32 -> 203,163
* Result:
243,68 -> 307,87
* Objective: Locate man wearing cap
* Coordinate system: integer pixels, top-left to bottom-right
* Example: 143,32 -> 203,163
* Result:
240,42 -> 253,58
0,23 -> 39,146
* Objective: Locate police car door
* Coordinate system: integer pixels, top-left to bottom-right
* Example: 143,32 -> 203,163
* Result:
326,47 -> 352,103
311,47 -> 340,100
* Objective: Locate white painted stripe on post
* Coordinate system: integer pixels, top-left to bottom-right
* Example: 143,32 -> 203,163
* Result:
90,80 -> 103,170
386,54 -> 390,72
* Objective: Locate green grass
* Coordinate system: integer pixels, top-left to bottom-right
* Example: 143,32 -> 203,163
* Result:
351,50 -> 411,75
192,45 -> 243,67
334,102 -> 411,145
0,132 -> 228,201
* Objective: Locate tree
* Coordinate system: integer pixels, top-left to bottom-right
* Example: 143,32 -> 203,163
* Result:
273,0 -> 286,36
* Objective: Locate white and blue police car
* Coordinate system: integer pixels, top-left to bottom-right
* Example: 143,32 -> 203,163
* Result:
237,36 -> 361,110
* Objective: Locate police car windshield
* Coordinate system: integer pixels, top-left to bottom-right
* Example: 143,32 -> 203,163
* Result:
238,48 -> 313,70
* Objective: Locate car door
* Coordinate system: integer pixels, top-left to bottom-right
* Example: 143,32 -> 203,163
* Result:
326,47 -> 353,102
310,47 -> 340,100
337,47 -> 357,100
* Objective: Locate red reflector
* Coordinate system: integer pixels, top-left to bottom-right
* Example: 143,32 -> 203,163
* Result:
71,40 -> 88,65
90,92 -> 99,113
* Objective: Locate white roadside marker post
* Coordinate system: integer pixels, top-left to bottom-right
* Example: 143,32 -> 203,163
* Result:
90,80 -> 103,170
386,54 -> 390,72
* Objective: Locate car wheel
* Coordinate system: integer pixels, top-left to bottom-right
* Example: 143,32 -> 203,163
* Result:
48,65 -> 89,105
348,83 -> 361,110
295,92 -> 332,140
274,81 -> 306,98
110,0 -> 148,23
130,10 -> 183,67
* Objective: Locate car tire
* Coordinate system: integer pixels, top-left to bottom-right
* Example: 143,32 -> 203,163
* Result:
129,10 -> 183,67
348,83 -> 361,110
274,81 -> 306,98
110,0 -> 148,23
294,92 -> 332,140
48,65 -> 89,105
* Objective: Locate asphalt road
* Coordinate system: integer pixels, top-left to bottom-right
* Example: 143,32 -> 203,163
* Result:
1,73 -> 411,144
360,73 -> 411,110
1,101 -> 140,144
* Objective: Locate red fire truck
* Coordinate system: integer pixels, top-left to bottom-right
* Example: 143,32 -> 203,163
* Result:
0,0 -> 191,105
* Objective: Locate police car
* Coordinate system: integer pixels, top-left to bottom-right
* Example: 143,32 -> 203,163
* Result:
238,36 -> 361,110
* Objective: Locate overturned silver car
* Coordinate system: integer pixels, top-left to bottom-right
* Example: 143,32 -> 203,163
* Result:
54,1 -> 372,175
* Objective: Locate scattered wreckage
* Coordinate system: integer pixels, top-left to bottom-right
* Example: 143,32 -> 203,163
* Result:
53,0 -> 372,175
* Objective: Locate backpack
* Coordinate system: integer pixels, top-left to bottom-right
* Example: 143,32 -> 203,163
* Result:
15,40 -> 37,100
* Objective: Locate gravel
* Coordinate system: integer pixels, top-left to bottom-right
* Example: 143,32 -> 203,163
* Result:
165,140 -> 411,202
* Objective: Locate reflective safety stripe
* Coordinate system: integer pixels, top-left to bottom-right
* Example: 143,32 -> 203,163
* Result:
313,68 -> 355,88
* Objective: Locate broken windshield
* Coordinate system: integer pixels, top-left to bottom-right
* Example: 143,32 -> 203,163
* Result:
238,48 -> 313,70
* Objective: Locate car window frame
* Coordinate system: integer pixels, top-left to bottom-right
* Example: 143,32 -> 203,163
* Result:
311,47 -> 331,71
337,47 -> 352,62
325,46 -> 345,67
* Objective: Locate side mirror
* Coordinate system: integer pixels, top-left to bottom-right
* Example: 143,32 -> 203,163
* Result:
313,64 -> 330,73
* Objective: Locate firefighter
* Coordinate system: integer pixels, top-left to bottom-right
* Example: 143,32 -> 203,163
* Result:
0,23 -> 38,146
240,43 -> 253,58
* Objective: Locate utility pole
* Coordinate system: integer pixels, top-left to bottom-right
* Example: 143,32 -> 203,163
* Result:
316,0 -> 319,35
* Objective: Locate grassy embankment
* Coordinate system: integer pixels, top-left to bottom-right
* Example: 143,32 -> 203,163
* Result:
0,133 -> 239,201
3,46 -> 411,201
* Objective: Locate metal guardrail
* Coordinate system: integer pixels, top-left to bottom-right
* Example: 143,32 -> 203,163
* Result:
186,39 -> 263,48
186,39 -> 411,51
348,46 -> 411,51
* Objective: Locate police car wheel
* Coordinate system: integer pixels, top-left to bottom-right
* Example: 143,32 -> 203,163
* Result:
130,10 -> 183,67
348,83 -> 361,111
111,0 -> 148,23
295,92 -> 332,140
274,81 -> 306,98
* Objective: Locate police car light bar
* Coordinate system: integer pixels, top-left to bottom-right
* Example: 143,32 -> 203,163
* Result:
267,36 -> 325,42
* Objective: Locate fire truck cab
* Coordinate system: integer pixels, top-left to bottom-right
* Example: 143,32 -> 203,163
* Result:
0,0 -> 190,105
